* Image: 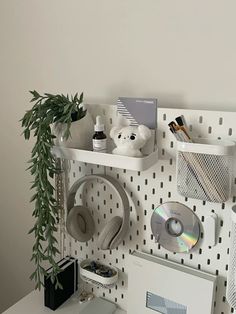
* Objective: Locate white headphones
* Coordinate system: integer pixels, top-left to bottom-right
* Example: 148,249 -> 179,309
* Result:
66,174 -> 130,250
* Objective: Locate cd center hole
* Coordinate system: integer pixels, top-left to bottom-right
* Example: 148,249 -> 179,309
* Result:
166,218 -> 183,237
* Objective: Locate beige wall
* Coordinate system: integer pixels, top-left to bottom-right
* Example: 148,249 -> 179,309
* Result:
0,0 -> 236,312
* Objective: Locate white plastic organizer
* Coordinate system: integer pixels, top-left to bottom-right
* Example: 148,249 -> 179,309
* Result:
52,146 -> 158,171
80,259 -> 118,289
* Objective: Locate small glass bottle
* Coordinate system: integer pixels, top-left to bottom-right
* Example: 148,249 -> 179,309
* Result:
93,116 -> 107,153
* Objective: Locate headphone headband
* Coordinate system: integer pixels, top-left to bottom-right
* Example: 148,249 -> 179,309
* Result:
67,174 -> 130,249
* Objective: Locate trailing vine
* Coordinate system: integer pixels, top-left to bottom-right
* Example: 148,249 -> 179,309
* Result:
21,90 -> 85,289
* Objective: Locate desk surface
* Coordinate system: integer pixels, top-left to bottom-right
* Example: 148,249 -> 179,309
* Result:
3,291 -> 126,314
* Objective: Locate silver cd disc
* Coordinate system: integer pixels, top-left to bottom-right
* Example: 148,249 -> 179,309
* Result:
151,202 -> 200,253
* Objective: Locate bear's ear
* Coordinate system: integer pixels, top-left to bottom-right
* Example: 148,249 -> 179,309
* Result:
110,126 -> 121,139
138,125 -> 151,140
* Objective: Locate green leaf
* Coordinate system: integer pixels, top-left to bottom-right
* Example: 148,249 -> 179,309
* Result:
30,193 -> 37,202
29,90 -> 41,101
30,271 -> 37,280
55,280 -> 63,290
24,129 -> 30,140
79,92 -> 83,103
28,226 -> 36,234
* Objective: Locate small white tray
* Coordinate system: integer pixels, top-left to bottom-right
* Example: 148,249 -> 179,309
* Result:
52,146 -> 158,171
80,259 -> 118,287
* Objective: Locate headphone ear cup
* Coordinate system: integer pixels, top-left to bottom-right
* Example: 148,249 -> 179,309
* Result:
66,206 -> 95,242
98,216 -> 123,250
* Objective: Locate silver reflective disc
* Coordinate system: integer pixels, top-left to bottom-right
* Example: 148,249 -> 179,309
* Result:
151,202 -> 200,253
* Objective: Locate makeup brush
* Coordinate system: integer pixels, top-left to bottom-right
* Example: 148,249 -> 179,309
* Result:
175,116 -> 191,140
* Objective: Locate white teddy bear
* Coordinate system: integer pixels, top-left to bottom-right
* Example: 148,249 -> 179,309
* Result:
110,125 -> 151,157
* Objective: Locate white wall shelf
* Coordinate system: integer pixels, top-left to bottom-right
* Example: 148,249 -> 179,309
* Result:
52,147 -> 158,171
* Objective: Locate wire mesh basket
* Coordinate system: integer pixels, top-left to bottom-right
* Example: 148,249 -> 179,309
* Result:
176,139 -> 235,203
226,205 -> 236,309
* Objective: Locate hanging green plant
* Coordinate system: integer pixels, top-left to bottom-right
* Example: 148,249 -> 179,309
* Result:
21,90 -> 85,289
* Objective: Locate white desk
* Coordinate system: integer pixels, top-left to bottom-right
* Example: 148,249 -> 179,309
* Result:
3,291 -> 126,314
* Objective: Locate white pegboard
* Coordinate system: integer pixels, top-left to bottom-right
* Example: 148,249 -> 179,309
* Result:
62,105 -> 236,313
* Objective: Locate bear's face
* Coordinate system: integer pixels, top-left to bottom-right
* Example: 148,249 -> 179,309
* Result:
113,126 -> 146,150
